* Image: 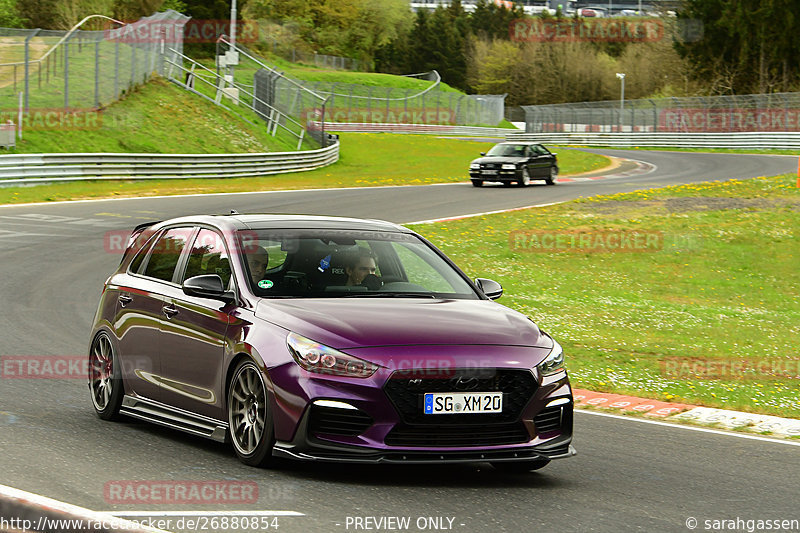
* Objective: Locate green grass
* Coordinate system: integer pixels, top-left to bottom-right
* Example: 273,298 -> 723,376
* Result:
0,133 -> 610,204
409,175 -> 800,418
4,77 -> 303,154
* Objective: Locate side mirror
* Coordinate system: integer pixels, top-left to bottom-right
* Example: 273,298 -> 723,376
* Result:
183,274 -> 235,303
475,278 -> 503,300
480,152 -> 486,156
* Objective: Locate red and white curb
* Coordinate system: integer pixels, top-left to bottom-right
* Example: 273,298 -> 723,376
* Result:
557,159 -> 656,183
574,389 -> 800,437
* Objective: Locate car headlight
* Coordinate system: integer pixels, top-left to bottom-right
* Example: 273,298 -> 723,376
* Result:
537,338 -> 565,376
469,163 -> 480,169
287,332 -> 378,378
501,164 -> 517,170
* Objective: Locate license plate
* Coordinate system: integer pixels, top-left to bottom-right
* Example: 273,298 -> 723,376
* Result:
423,392 -> 503,414
482,170 -> 498,175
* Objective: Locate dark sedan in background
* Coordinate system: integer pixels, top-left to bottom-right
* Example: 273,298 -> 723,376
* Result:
469,142 -> 558,187
89,214 -> 574,472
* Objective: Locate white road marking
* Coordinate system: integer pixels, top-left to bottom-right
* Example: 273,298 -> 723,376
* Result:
404,201 -> 566,225
576,409 -> 800,447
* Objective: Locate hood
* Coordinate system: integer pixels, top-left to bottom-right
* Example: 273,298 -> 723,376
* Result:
255,298 -> 548,350
471,156 -> 528,165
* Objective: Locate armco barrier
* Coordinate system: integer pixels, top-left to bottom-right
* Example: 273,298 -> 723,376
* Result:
507,131 -> 800,149
0,484 -> 167,533
324,122 -> 518,137
0,141 -> 338,186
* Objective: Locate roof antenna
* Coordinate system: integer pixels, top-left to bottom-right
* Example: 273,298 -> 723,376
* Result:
229,210 -> 240,215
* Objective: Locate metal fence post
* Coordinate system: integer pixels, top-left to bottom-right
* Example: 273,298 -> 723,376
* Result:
94,39 -> 100,108
64,35 -> 70,111
114,38 -> 120,99
24,29 -> 41,113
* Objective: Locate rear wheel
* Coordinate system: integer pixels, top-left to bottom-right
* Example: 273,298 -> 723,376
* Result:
471,179 -> 483,187
89,332 -> 123,421
228,359 -> 275,467
491,458 -> 550,473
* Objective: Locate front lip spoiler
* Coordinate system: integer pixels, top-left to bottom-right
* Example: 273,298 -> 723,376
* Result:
272,442 -> 576,465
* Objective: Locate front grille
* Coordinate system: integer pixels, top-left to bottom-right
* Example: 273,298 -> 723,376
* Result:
383,368 -> 537,425
482,163 -> 498,170
533,406 -> 563,435
308,405 -> 373,437
385,423 -> 529,447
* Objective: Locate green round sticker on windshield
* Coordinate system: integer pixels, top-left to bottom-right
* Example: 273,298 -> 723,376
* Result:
258,280 -> 274,289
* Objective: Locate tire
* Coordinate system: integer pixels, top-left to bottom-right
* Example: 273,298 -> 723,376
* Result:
546,165 -> 558,185
228,359 -> 275,467
89,332 -> 124,421
517,167 -> 531,187
491,458 -> 550,473
471,179 -> 483,187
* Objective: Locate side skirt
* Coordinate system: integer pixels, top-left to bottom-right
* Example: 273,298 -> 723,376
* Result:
120,395 -> 228,443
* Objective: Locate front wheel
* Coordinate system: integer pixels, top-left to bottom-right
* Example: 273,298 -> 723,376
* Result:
517,167 -> 531,187
491,458 -> 550,473
471,179 -> 483,187
228,359 -> 275,467
546,165 -> 558,185
89,332 -> 123,420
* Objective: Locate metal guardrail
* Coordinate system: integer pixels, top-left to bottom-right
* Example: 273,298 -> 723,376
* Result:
324,122 -> 519,137
507,132 -> 800,149
0,141 -> 339,186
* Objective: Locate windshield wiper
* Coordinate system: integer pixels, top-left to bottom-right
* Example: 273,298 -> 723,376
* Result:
338,291 -> 437,299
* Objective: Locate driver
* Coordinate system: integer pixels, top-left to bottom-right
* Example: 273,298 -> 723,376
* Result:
345,249 -> 378,287
246,246 -> 270,284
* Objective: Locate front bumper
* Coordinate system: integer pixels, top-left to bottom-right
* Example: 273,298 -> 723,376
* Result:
269,363 -> 575,465
469,169 -> 521,182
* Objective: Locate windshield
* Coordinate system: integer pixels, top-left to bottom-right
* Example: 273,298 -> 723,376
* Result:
486,144 -> 529,157
239,229 -> 480,299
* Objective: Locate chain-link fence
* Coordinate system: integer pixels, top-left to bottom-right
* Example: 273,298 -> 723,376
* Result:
0,11 -> 188,116
523,92 -> 800,133
217,37 -> 506,129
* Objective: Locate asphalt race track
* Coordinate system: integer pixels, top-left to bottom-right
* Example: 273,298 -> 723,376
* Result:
0,149 -> 798,533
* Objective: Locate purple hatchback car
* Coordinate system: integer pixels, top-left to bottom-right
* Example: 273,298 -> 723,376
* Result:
89,214 -> 574,471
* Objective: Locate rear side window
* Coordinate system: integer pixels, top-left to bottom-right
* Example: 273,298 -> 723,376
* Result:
142,227 -> 193,282
183,229 -> 233,287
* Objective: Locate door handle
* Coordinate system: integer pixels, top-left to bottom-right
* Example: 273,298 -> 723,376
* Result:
162,305 -> 179,318
118,294 -> 132,306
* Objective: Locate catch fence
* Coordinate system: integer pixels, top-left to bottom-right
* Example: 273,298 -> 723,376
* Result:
523,92 -> 800,133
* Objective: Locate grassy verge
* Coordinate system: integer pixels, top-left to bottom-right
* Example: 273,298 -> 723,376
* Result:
4,77 -> 303,154
0,133 -> 610,204
410,175 -> 800,418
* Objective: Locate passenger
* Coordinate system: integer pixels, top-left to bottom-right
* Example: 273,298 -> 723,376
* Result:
247,246 -> 269,284
345,249 -> 378,286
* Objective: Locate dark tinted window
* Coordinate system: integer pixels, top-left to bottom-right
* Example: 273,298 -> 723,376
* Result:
142,227 -> 193,282
183,229 -> 233,287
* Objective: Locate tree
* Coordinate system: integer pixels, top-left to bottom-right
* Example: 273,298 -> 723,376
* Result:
676,0 -> 800,94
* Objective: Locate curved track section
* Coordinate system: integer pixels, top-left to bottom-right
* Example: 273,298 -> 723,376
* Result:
0,150 -> 797,533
